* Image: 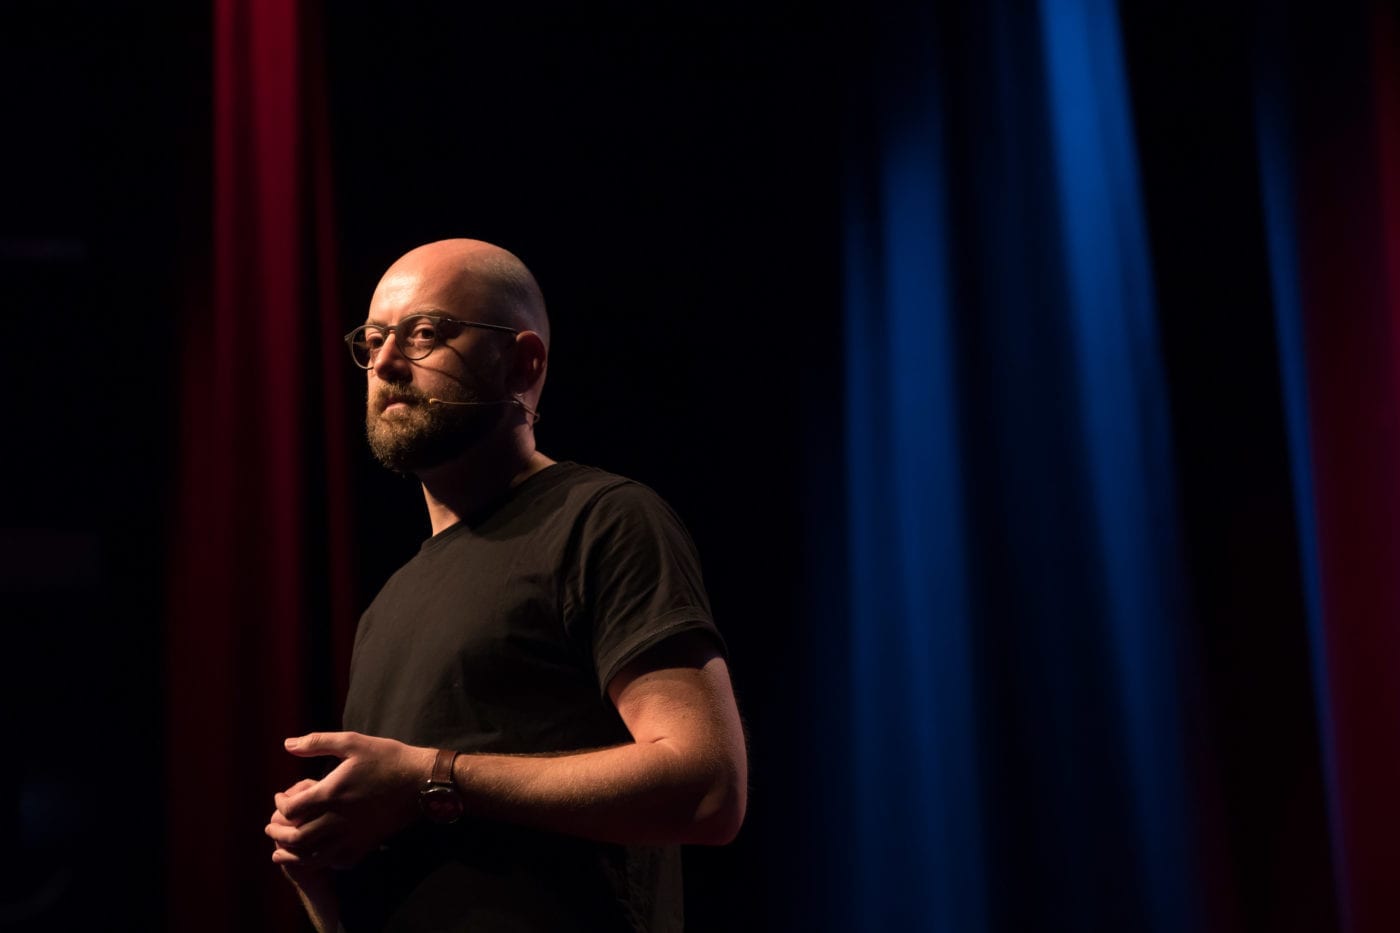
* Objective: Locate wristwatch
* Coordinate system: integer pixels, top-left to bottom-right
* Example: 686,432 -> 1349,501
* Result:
418,748 -> 464,824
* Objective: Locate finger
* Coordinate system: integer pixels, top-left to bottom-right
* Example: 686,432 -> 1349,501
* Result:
276,783 -> 330,823
270,792 -> 320,825
277,777 -> 319,798
265,820 -> 306,849
266,823 -> 323,857
266,817 -> 327,855
276,753 -> 360,822
284,732 -> 356,758
274,789 -> 299,813
273,810 -> 344,856
277,852 -> 331,888
271,815 -> 358,872
272,846 -> 313,866
269,809 -> 299,827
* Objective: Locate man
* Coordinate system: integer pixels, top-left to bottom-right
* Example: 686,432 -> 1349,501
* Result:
265,239 -> 747,932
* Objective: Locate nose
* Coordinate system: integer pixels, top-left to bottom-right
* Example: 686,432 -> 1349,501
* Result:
370,331 -> 412,381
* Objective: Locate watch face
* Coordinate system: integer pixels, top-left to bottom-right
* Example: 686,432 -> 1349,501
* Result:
420,784 -> 464,824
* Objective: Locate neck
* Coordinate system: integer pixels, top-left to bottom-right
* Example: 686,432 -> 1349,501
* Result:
414,422 -> 555,536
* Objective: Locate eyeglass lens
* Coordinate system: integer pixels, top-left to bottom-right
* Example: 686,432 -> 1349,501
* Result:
349,315 -> 443,367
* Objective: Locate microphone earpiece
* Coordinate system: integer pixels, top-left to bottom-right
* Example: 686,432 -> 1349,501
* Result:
426,396 -> 541,425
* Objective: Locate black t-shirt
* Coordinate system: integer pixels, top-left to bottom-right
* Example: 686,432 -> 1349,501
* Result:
336,462 -> 723,932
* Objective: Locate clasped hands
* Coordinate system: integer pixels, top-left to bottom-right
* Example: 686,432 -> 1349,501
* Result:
266,731 -> 437,872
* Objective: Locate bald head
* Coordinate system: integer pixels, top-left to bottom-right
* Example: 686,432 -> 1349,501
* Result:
375,239 -> 550,348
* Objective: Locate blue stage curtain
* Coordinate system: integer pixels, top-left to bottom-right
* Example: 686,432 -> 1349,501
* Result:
837,3 -> 1201,929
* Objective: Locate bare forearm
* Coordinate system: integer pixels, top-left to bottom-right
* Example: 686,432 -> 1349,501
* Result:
270,649 -> 748,865
296,885 -> 338,933
452,735 -> 745,846
280,865 -> 339,933
450,652 -> 747,846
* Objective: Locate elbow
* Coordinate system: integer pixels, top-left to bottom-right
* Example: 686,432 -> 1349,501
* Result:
690,793 -> 745,846
683,760 -> 747,846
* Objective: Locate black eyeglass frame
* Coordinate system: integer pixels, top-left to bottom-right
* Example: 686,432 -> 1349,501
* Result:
343,313 -> 520,369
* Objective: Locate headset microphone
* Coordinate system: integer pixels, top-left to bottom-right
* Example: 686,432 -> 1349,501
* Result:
427,396 -> 541,424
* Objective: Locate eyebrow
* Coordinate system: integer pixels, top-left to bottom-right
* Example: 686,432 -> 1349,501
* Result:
363,309 -> 450,326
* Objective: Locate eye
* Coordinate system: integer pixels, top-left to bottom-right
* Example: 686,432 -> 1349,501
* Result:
362,328 -> 385,349
405,320 -> 438,346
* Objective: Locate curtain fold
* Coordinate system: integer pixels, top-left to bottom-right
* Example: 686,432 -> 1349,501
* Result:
842,11 -> 985,926
1257,5 -> 1400,931
828,2 -> 1397,930
166,0 -> 349,928
839,2 -> 1197,930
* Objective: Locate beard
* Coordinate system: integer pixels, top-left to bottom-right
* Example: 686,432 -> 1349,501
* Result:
365,379 -> 510,475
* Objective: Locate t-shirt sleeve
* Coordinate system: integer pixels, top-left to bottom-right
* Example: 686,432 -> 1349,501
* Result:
565,481 -> 725,695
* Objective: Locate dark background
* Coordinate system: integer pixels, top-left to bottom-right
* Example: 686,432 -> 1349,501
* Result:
0,1 -> 1372,930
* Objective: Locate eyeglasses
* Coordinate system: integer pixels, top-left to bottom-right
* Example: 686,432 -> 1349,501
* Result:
343,313 -> 519,369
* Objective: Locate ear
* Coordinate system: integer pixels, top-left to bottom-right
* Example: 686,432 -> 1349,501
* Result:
507,330 -> 548,394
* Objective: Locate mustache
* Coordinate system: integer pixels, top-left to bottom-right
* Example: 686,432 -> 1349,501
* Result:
371,384 -> 433,412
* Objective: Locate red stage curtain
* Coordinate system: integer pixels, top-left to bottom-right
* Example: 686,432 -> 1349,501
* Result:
1298,5 -> 1400,931
165,0 -> 351,928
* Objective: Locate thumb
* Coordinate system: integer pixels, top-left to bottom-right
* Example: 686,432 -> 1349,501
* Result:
284,731 -> 353,758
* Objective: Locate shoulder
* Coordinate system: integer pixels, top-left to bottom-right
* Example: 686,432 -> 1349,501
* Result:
542,463 -> 687,527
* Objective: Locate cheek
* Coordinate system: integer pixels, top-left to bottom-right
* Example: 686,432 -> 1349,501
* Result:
460,344 -> 508,388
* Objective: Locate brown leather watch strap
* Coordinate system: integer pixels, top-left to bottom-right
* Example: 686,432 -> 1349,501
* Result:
430,747 -> 458,786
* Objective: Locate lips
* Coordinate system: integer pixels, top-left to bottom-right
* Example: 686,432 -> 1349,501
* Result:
377,393 -> 420,414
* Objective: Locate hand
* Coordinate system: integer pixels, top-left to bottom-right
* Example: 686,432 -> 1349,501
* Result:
268,781 -> 335,892
269,779 -> 318,864
265,732 -> 436,870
